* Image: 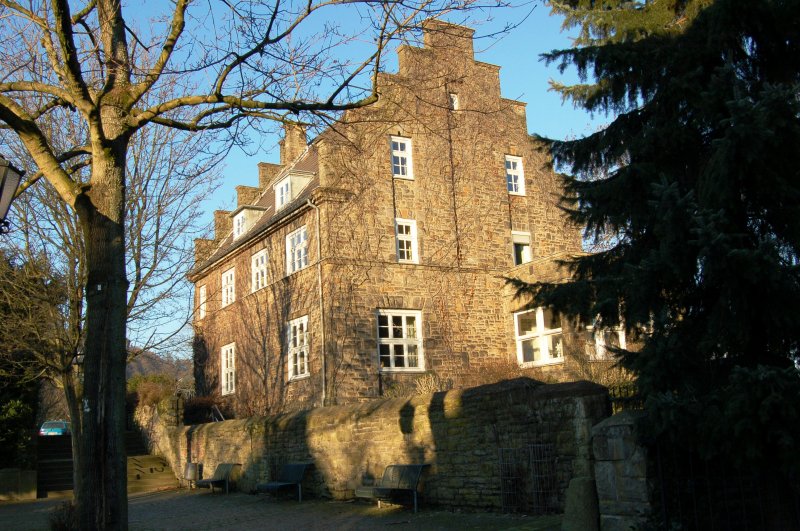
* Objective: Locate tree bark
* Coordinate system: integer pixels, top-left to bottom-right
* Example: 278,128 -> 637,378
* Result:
74,138 -> 129,530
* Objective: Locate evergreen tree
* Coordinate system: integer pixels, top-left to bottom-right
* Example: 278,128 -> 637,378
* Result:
519,0 -> 800,470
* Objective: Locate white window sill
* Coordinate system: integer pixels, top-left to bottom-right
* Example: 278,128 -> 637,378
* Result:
393,174 -> 415,180
508,191 -> 526,197
378,367 -> 426,374
519,358 -> 564,368
397,260 -> 419,265
288,373 -> 310,382
221,390 -> 235,396
286,265 -> 309,277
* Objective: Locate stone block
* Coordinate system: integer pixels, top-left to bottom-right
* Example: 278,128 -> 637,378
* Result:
561,477 -> 599,531
594,461 -> 618,502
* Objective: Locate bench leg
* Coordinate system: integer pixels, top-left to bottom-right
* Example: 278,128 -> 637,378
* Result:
298,485 -> 302,502
378,500 -> 382,509
413,492 -> 417,513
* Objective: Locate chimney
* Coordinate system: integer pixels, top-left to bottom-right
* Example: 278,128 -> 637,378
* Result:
279,123 -> 307,164
194,238 -> 215,264
258,162 -> 283,189
214,210 -> 232,240
236,185 -> 261,207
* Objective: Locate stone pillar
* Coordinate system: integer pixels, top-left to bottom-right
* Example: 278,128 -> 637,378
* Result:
280,123 -> 307,164
258,162 -> 283,188
194,238 -> 215,264
236,185 -> 261,207
422,20 -> 475,59
592,411 -> 651,531
213,210 -> 232,240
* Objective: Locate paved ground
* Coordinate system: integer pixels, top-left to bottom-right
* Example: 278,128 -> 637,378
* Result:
0,489 -> 562,530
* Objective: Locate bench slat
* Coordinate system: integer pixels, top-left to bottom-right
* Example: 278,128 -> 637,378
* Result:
256,463 -> 312,502
356,464 -> 429,513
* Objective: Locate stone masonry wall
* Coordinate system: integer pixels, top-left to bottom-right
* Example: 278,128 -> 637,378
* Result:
139,378 -> 609,511
190,21 -> 587,417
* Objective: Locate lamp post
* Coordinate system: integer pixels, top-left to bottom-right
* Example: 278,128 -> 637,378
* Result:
0,155 -> 23,234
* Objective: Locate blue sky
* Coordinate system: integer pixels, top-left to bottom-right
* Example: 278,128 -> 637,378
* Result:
203,4 -> 603,216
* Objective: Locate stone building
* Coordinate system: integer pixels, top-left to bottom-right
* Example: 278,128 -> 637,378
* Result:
189,21 -> 621,417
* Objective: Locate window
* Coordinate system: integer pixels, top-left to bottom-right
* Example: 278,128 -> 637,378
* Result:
588,322 -> 627,360
288,316 -> 309,380
448,93 -> 459,110
286,226 -> 308,274
395,218 -> 418,264
221,343 -> 235,395
505,155 -> 525,195
251,249 -> 268,292
197,285 -> 207,319
512,231 -> 532,266
390,136 -> 413,179
514,307 -> 563,366
233,212 -> 246,239
275,176 -> 291,210
377,310 -> 424,371
221,268 -> 235,307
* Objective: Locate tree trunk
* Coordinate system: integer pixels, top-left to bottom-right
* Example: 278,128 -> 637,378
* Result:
74,143 -> 129,530
62,368 -> 83,508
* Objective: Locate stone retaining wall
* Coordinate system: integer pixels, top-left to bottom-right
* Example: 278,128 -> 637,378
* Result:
137,378 -> 609,511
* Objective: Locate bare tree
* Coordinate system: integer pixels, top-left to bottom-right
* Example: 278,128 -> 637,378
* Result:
10,108 -> 220,355
6,110 -> 220,492
0,1 -> 498,527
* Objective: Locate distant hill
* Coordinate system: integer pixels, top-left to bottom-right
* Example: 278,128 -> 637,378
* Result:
126,348 -> 192,382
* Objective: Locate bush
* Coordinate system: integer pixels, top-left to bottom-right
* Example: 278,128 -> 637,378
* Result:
126,374 -> 175,408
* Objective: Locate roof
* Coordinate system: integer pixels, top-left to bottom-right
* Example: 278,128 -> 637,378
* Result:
191,145 -> 320,277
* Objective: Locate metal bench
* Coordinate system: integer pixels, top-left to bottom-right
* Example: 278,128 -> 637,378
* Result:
354,464 -> 430,513
256,463 -> 313,501
195,463 -> 241,494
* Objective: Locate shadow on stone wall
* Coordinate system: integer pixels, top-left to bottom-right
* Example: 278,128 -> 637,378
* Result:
137,378 -> 609,511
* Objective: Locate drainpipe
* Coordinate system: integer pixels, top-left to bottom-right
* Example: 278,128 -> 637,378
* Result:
307,199 -> 327,406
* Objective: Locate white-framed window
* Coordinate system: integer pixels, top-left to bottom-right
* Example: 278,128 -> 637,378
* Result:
251,249 -> 268,292
377,309 -> 424,372
390,136 -> 414,179
197,285 -> 207,319
514,307 -> 564,366
288,315 -> 309,380
587,322 -> 627,360
512,231 -> 532,266
221,268 -> 235,307
505,155 -> 525,195
448,93 -> 459,110
275,176 -> 291,210
395,218 -> 418,264
286,226 -> 308,274
221,343 -> 236,395
233,212 -> 246,239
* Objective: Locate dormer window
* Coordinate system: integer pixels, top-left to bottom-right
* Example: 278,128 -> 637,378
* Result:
233,212 -> 246,239
231,206 -> 268,240
275,176 -> 291,210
